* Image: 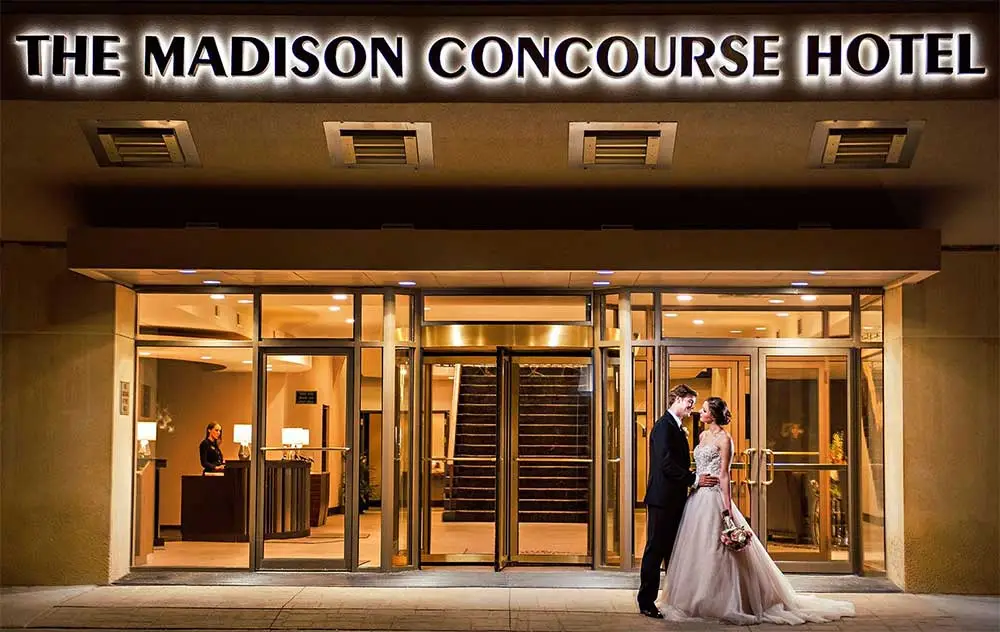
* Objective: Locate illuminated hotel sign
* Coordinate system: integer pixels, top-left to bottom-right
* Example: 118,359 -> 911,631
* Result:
2,15 -> 996,101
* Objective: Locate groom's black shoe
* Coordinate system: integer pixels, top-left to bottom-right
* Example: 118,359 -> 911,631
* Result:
638,604 -> 664,619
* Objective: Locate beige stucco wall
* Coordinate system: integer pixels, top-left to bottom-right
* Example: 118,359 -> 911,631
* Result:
0,244 -> 124,584
885,250 -> 1000,594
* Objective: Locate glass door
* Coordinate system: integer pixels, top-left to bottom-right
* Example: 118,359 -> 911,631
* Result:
659,352 -> 754,564
510,355 -> 594,564
419,356 -> 497,564
759,350 -> 852,572
256,350 -> 355,570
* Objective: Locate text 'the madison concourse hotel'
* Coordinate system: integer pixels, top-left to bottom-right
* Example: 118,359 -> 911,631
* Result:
0,0 -> 997,595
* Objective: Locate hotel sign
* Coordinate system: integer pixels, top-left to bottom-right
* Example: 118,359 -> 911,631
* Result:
3,14 -> 996,101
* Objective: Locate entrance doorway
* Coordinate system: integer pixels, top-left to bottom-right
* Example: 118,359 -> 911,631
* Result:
420,352 -> 594,568
661,349 -> 852,573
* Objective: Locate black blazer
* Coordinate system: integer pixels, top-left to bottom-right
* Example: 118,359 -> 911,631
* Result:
200,438 -> 224,472
643,411 -> 696,508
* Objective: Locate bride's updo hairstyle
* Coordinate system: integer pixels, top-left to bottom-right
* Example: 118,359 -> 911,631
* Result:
705,397 -> 732,426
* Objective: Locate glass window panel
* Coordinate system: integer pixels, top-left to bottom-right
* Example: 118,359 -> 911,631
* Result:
421,295 -> 589,322
137,293 -> 253,342
360,348 -> 383,567
602,350 -> 622,565
861,295 -> 884,342
829,311 -> 851,338
396,294 -> 412,342
631,293 -> 654,340
261,294 -> 354,339
362,295 -> 383,343
660,293 -> 851,339
601,294 -> 620,341
132,346 -> 252,568
393,349 -> 413,566
632,347 -> 654,563
861,349 -> 886,574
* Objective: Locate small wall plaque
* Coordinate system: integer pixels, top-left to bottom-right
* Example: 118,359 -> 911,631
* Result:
295,390 -> 318,405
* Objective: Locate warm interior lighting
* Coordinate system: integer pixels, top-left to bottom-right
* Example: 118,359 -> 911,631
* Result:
328,305 -> 341,312
178,269 -> 197,274
791,281 -> 809,287
597,270 -> 614,275
777,312 -> 790,317
730,330 -> 743,334
399,280 -> 416,286
200,355 -> 212,360
755,326 -> 767,331
237,299 -> 252,304
242,360 -> 252,365
769,299 -> 785,304
593,280 -> 610,286
203,280 -> 221,285
345,318 -> 355,324
665,313 -> 678,318
139,351 -> 151,357
281,427 -> 309,447
801,295 -> 818,302
210,294 -> 225,300
332,294 -> 349,300
233,423 -> 252,460
136,421 -> 157,458
693,319 -> 705,325
809,271 -> 827,275
676,295 -> 693,301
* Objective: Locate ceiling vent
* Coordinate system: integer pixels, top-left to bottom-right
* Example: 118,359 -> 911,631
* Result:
808,120 -> 924,169
324,122 -> 433,168
80,120 -> 200,167
568,122 -> 677,169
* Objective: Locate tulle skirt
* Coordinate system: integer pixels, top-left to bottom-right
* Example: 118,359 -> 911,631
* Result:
658,487 -> 856,625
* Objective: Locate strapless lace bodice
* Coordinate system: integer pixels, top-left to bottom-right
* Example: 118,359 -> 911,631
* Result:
693,442 -> 729,493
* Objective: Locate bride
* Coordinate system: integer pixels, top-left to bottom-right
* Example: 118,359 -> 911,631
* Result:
658,396 -> 857,625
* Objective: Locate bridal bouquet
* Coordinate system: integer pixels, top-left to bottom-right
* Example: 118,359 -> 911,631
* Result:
720,512 -> 753,552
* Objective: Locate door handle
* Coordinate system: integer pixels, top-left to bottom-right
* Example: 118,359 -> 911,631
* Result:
762,449 -> 776,486
259,446 -> 351,452
742,448 -> 757,486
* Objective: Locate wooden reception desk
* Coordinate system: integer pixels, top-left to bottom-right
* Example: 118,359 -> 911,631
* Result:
180,459 -> 311,542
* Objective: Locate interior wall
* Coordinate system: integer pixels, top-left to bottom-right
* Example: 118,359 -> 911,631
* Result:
0,244 -> 118,584
154,362 -> 252,526
109,285 -> 137,580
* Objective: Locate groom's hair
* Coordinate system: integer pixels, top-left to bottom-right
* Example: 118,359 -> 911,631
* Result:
668,384 -> 698,405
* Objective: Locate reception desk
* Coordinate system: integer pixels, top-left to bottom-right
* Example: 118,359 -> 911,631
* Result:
180,459 -> 312,541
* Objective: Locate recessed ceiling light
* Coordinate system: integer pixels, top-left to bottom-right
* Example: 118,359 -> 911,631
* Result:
863,326 -> 874,330
809,271 -> 827,276
424,306 -> 431,311
266,365 -> 273,371
328,306 -> 341,312
755,326 -> 767,331
791,281 -> 809,287
345,318 -> 355,324
593,280 -> 611,286
768,299 -> 785,304
398,280 -> 416,286
237,299 -> 252,304
729,330 -> 743,334
203,280 -> 221,285
242,360 -> 252,364
210,294 -> 225,300
332,294 -> 349,300
677,294 -> 693,301
596,270 -> 614,275
178,269 -> 197,274
665,313 -> 678,318
139,351 -> 151,356
801,295 -> 818,302
777,312 -> 790,317
693,319 -> 705,325
200,355 -> 212,360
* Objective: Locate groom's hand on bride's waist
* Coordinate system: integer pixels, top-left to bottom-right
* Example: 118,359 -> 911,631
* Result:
697,474 -> 720,487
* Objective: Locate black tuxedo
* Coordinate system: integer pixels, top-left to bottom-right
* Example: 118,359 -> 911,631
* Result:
637,411 -> 696,609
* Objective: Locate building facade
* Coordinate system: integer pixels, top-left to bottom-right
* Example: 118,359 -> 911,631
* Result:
0,0 -> 997,595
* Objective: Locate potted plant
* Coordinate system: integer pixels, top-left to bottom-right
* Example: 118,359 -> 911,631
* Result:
341,454 -> 374,513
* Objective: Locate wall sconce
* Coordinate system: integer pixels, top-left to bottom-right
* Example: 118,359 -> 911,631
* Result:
233,423 -> 252,460
136,421 -> 157,459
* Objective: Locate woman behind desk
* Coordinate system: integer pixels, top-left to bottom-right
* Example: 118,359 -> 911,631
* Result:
200,423 -> 225,473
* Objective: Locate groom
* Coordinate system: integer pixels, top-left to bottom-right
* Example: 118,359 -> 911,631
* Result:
637,384 -> 719,619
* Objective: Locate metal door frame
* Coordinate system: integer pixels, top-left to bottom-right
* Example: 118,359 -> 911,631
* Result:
253,347 -> 357,571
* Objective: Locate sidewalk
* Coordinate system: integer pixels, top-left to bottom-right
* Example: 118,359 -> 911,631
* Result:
3,584 -> 998,631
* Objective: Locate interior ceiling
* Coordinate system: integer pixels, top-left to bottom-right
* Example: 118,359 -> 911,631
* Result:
86,268 -> 916,288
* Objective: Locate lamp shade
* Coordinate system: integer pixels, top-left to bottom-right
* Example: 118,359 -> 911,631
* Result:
232,424 -> 252,444
136,421 -> 157,442
281,427 -> 309,446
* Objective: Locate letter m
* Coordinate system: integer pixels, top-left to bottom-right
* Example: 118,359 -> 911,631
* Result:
145,35 -> 185,76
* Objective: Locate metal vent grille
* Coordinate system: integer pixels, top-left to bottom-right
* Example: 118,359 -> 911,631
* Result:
342,130 -> 418,166
325,122 -> 433,168
809,120 -> 924,169
81,120 -> 200,167
584,131 -> 661,166
569,122 -> 677,169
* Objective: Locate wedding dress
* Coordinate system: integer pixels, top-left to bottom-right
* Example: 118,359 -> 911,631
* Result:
657,440 -> 856,625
